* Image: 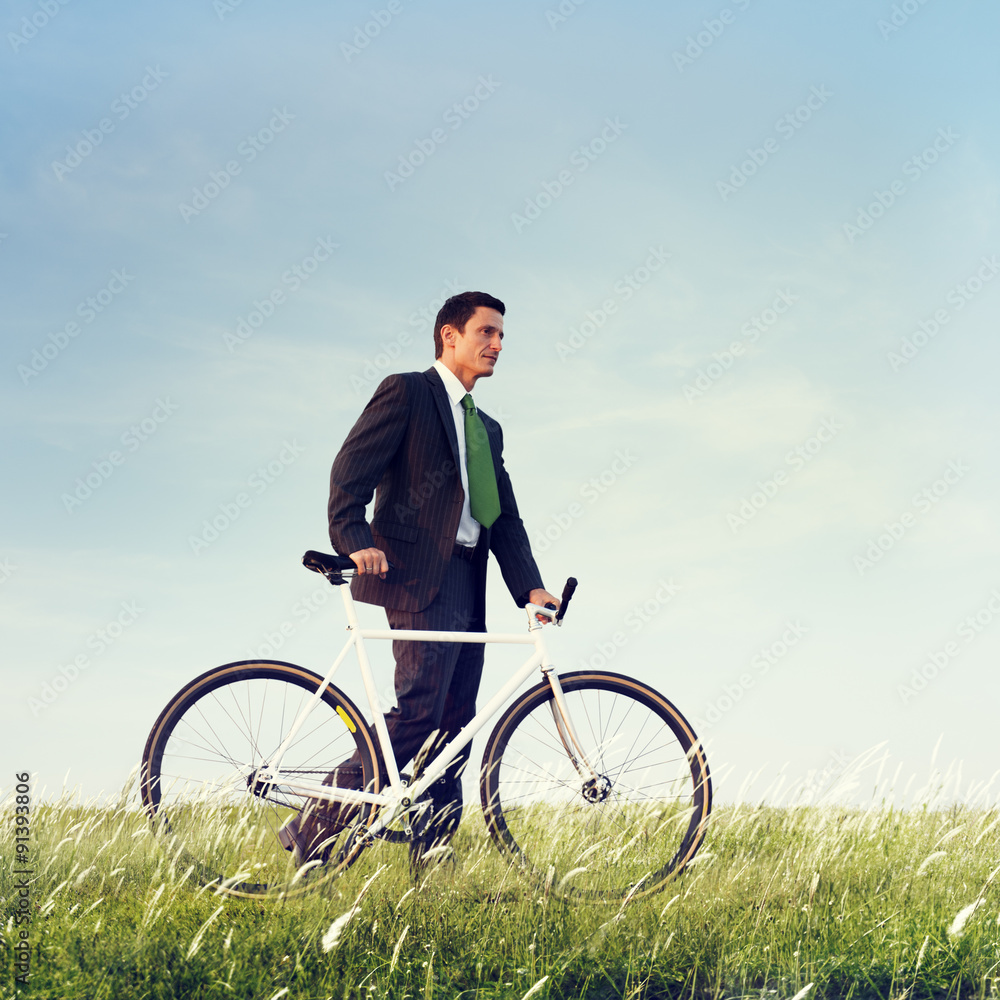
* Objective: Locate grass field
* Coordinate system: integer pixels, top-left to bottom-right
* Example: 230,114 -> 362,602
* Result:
3,775 -> 1000,999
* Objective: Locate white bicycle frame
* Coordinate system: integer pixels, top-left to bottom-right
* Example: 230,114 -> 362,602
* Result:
251,573 -> 596,842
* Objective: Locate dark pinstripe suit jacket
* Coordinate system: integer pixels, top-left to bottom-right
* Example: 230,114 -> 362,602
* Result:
328,367 -> 543,616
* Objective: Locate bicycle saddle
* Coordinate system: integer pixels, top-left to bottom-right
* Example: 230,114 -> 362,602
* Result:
302,550 -> 357,577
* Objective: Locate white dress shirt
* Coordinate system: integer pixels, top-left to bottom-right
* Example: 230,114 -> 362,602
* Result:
433,359 -> 481,548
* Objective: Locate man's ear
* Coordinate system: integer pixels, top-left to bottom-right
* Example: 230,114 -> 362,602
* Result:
440,323 -> 459,347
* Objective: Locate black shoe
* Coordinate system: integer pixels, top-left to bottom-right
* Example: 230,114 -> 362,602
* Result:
277,813 -> 345,865
278,765 -> 365,864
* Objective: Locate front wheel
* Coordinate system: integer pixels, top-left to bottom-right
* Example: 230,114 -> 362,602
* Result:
480,671 -> 711,902
140,660 -> 382,897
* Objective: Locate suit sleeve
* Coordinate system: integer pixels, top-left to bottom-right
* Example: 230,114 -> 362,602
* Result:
328,375 -> 410,557
486,421 -> 545,605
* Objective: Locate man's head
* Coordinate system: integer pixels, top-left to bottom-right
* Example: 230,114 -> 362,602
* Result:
434,291 -> 506,390
433,291 -> 505,357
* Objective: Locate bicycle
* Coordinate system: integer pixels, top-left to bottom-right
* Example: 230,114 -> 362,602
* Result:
140,551 -> 712,902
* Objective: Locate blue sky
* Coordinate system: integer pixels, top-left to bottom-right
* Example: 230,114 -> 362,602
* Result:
3,0 -> 1000,806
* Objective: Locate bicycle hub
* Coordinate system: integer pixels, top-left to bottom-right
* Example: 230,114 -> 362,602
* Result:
247,768 -> 274,798
581,775 -> 612,804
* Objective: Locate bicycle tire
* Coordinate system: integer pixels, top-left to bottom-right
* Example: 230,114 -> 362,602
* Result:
480,671 -> 712,902
141,660 -> 382,897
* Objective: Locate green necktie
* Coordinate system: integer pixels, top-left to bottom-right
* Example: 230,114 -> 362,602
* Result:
461,394 -> 500,529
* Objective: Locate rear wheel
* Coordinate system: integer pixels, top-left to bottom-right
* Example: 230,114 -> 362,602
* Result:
480,671 -> 711,902
141,660 -> 381,897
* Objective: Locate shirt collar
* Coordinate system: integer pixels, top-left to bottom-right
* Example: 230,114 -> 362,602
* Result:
433,359 -> 470,406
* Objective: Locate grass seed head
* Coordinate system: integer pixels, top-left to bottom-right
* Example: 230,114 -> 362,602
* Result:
389,924 -> 409,975
185,904 -> 225,959
519,974 -> 549,1000
321,906 -> 360,952
916,851 -> 947,875
947,898 -> 984,940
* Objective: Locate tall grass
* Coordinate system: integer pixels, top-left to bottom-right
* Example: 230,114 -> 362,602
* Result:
3,763 -> 1000,999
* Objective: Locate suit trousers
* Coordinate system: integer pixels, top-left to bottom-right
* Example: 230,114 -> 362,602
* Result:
386,558 -> 485,792
384,551 -> 484,842
331,550 -> 485,848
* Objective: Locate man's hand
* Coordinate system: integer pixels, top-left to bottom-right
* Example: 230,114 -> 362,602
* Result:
349,547 -> 388,579
528,588 -> 560,620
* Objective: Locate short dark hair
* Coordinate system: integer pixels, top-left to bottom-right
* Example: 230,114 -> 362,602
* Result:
433,291 -> 505,358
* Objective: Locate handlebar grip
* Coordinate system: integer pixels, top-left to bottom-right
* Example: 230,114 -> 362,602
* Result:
555,577 -> 578,622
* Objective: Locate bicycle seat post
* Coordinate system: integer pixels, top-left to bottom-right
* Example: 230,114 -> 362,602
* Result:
336,573 -> 405,793
338,571 -> 362,631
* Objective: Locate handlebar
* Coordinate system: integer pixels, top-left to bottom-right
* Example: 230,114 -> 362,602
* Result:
306,550 -> 578,628
538,577 -> 577,625
555,577 -> 577,622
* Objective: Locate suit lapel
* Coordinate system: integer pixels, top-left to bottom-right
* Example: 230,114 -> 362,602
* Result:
424,367 -> 461,468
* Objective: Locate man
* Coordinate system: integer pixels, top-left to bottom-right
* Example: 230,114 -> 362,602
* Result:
289,291 -> 558,867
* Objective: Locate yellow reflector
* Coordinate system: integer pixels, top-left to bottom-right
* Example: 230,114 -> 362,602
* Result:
336,705 -> 356,733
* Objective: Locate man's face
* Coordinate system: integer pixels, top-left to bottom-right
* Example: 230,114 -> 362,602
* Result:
442,306 -> 504,389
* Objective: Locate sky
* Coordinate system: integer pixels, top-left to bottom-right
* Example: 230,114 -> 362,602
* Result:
3,0 -> 999,809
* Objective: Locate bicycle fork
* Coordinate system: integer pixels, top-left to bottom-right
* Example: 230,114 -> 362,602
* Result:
542,666 -> 610,801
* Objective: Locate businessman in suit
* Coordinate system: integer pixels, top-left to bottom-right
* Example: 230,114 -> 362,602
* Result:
292,291 -> 559,866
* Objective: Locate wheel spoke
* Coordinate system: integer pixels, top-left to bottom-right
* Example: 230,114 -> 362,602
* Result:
142,664 -> 379,898
481,675 -> 710,901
